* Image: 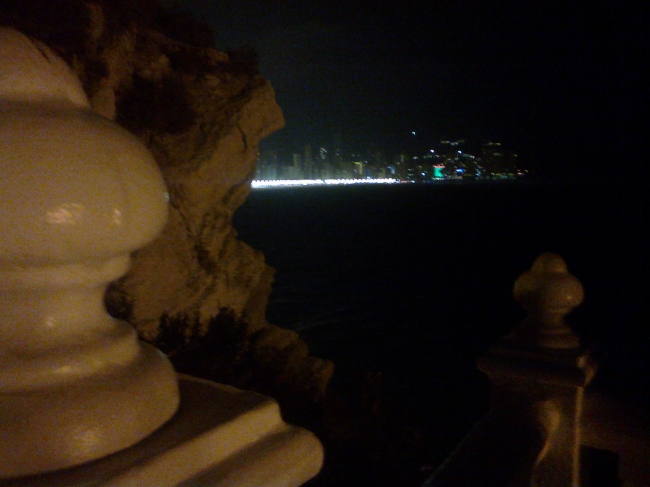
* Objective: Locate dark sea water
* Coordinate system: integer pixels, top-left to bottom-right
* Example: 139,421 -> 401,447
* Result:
233,179 -> 643,465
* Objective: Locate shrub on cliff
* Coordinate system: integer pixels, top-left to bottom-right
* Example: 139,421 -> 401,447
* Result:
116,74 -> 196,135
151,309 -> 329,427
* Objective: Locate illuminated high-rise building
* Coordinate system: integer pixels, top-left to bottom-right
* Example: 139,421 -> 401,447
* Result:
304,144 -> 314,179
332,132 -> 343,166
480,141 -> 506,177
257,150 -> 278,179
286,153 -> 302,179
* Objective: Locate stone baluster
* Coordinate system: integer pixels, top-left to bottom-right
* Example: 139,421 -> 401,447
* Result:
0,28 -> 180,477
477,253 -> 597,486
0,28 -> 323,487
426,253 -> 596,487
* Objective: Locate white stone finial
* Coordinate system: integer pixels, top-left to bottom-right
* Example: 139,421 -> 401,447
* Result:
511,252 -> 584,349
0,29 -> 89,108
0,28 -> 179,477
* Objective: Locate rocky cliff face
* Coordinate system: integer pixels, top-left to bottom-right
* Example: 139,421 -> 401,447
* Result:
1,1 -> 332,402
102,30 -> 281,338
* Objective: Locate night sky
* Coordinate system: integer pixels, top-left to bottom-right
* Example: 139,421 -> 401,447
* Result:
186,0 -> 637,178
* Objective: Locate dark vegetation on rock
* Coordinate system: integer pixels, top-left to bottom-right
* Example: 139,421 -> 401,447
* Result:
118,74 -> 196,134
151,312 -> 451,487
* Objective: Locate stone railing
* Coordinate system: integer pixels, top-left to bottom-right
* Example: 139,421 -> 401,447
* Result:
0,28 -> 322,486
425,253 -> 649,487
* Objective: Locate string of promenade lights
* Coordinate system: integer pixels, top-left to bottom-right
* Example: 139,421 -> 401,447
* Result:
251,178 -> 408,189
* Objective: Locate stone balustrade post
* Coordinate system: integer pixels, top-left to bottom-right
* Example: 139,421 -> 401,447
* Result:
477,253 -> 597,486
0,28 -> 323,486
0,28 -> 179,477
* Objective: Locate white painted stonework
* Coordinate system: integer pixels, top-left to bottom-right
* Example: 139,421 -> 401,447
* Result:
0,27 -> 179,476
1,376 -> 324,487
0,28 -> 323,485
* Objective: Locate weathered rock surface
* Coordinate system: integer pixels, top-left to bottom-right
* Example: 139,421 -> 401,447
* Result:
108,35 -> 281,338
1,0 -> 333,401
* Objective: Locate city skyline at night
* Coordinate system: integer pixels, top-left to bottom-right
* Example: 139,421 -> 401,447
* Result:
255,136 -> 524,182
185,0 -> 637,181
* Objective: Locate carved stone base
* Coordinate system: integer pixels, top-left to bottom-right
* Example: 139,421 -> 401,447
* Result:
0,375 -> 324,487
0,343 -> 179,478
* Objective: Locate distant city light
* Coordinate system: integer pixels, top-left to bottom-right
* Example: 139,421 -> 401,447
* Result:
411,131 -> 416,136
251,178 -> 405,189
256,138 -> 523,182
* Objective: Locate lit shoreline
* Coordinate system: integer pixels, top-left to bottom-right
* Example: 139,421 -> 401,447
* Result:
251,178 -> 407,189
251,175 -> 526,189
